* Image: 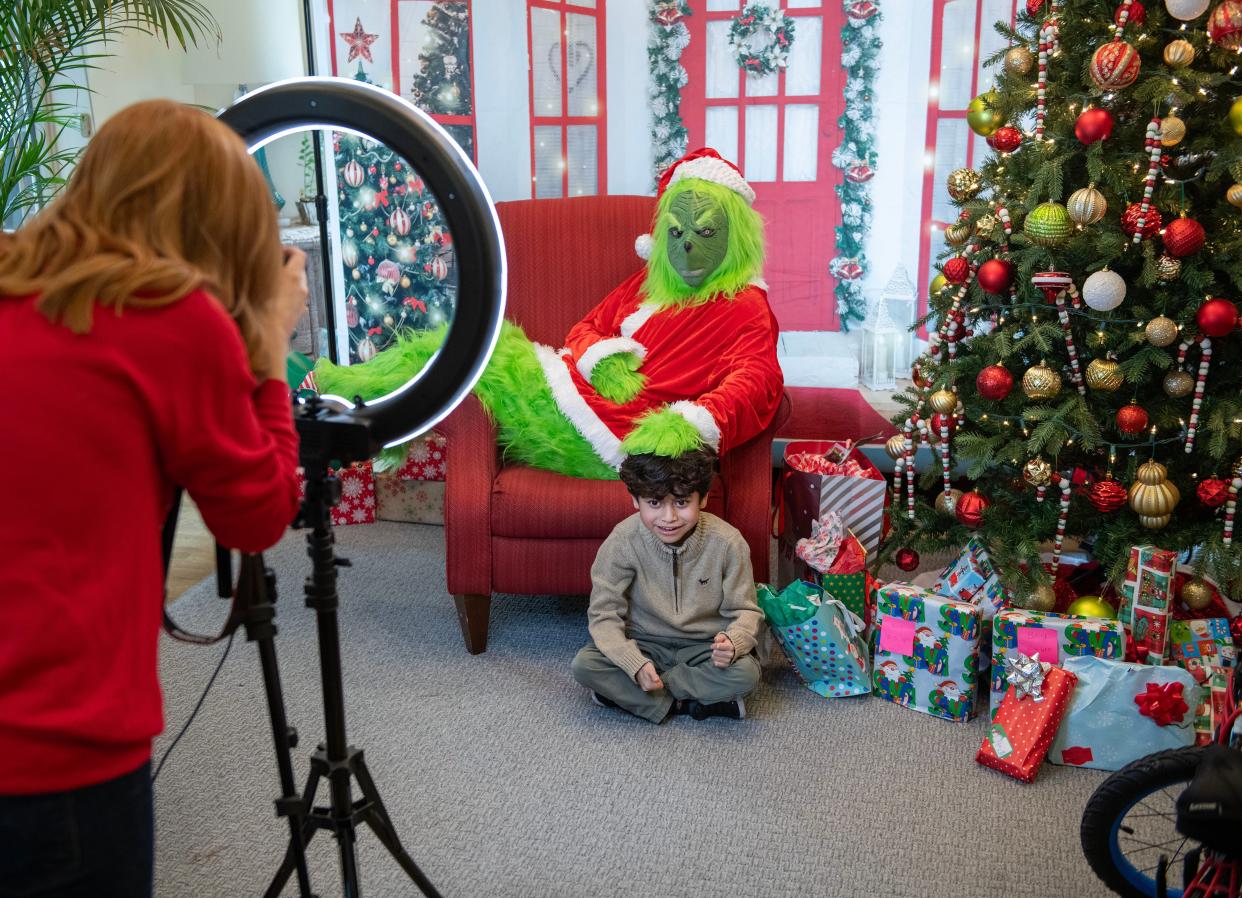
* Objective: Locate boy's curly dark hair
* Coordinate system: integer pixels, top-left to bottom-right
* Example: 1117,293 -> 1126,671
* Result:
619,448 -> 717,500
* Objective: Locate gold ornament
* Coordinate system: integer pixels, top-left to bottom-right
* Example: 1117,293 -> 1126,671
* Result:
1230,97 -> 1242,136
935,488 -> 965,517
351,268 -> 362,281
945,222 -> 973,246
1163,369 -> 1195,398
1026,583 -> 1057,612
386,234 -> 398,247
1022,362 -> 1062,400
1067,185 -> 1107,226
1086,357 -> 1124,391
1145,315 -> 1179,347
929,388 -> 959,414
1180,579 -> 1214,610
400,275 -> 412,289
1129,460 -> 1181,529
1163,38 -> 1196,68
1228,184 -> 1242,208
1156,255 -> 1182,281
885,434 -> 907,460
947,168 -> 983,202
975,214 -> 999,238
383,314 -> 395,327
1160,116 -> 1187,147
1004,46 -> 1035,75
1023,456 -> 1053,488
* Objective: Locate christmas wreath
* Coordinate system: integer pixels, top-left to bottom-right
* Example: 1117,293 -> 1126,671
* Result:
728,4 -> 795,76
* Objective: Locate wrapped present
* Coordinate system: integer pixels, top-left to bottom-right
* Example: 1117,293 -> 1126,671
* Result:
871,583 -> 981,722
1119,545 -> 1177,664
933,538 -> 1011,620
776,440 -> 887,587
393,431 -> 446,481
976,653 -> 1078,783
756,581 -> 870,699
297,462 -> 376,526
1169,618 -> 1237,684
990,610 -> 1125,710
376,475 -> 444,525
1194,667 -> 1233,745
1047,656 -> 1203,771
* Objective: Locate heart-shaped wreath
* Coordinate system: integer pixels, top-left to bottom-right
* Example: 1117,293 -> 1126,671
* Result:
729,4 -> 796,77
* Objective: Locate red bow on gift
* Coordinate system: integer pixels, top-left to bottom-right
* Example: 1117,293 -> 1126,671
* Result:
1134,682 -> 1188,727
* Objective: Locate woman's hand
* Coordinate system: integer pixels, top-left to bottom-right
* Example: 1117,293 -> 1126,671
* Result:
261,247 -> 308,380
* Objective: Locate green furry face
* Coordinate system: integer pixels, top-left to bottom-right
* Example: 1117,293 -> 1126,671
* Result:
664,190 -> 729,288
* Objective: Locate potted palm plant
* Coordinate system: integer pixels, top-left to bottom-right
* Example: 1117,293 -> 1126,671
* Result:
1,1 -> 221,227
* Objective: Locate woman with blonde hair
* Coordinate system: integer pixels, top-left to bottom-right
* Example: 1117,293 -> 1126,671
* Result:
0,99 -> 306,897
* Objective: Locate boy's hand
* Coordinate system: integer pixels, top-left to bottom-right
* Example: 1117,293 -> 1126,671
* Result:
635,661 -> 664,692
711,632 -> 735,668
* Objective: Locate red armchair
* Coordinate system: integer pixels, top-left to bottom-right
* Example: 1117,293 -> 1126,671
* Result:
439,195 -> 783,654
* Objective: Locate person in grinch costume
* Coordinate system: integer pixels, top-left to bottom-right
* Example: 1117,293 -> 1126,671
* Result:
314,148 -> 783,478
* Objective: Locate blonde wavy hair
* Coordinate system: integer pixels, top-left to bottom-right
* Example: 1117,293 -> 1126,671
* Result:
0,99 -> 283,372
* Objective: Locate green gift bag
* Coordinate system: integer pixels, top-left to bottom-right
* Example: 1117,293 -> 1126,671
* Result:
817,572 -> 870,627
756,581 -> 870,699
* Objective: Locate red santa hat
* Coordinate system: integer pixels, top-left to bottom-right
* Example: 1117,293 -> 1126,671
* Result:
938,680 -> 958,690
635,147 -> 756,260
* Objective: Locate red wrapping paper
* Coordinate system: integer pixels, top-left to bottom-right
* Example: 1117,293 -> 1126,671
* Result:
976,665 -> 1078,783
297,461 -> 376,526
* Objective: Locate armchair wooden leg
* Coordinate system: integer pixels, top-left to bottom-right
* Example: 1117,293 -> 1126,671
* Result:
453,594 -> 491,655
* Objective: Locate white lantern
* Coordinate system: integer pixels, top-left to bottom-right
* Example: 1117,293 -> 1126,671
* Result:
1083,269 -> 1127,311
881,265 -> 918,371
1165,0 -> 1210,20
861,298 -> 901,391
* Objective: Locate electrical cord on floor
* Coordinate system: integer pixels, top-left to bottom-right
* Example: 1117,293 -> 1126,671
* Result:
152,629 -> 236,783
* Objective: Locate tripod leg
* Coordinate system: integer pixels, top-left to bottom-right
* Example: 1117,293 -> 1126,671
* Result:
353,758 -> 443,898
265,767 -> 324,898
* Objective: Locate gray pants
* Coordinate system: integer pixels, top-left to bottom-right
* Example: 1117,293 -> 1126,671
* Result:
571,635 -> 761,724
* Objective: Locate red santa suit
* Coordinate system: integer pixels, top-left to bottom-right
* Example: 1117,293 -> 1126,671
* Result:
532,269 -> 783,468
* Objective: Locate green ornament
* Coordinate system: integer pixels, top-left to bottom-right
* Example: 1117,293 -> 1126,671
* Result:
929,272 -> 947,300
1066,595 -> 1117,620
1023,202 -> 1073,247
967,91 -> 1002,138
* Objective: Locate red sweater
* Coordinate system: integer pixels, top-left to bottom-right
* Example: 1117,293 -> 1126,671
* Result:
0,288 -> 301,794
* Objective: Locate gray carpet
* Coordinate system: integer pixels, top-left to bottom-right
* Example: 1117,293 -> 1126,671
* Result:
155,522 -> 1115,898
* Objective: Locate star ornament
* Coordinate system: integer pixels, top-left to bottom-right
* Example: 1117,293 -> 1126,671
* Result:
341,17 -> 379,64
1004,651 -> 1051,702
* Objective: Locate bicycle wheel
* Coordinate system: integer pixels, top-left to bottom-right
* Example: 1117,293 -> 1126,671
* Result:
1081,746 -> 1207,898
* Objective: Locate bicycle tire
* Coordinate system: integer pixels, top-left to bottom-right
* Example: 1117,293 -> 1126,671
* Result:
1081,746 -> 1207,898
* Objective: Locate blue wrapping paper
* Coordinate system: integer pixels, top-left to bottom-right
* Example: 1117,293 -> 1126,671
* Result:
1047,656 -> 1203,771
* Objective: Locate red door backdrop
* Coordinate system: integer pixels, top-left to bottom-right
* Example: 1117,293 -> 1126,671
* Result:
680,1 -> 846,332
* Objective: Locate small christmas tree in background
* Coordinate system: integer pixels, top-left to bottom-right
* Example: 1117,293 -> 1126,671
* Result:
334,66 -> 457,364
410,0 -> 473,157
884,0 -> 1242,607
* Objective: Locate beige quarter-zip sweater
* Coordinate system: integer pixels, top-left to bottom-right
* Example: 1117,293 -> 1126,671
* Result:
587,512 -> 763,680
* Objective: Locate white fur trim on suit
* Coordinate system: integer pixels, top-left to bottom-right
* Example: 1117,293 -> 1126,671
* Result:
577,337 -> 647,383
634,233 -> 653,260
668,401 -> 722,450
619,303 -> 659,339
669,157 -> 756,205
534,344 -> 626,469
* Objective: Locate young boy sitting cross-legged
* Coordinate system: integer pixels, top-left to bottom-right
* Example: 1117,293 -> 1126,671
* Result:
570,448 -> 763,723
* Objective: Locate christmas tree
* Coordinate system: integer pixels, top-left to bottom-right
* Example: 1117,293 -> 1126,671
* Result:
885,0 -> 1242,605
410,0 -> 473,157
331,64 -> 457,364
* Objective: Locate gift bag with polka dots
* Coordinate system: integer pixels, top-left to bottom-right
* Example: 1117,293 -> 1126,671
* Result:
756,582 -> 870,699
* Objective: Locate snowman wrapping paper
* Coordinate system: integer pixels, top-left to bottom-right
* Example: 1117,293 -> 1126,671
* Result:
871,583 -> 982,723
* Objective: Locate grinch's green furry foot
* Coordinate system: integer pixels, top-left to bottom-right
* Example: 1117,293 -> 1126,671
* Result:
313,326 -> 448,403
620,408 -> 703,457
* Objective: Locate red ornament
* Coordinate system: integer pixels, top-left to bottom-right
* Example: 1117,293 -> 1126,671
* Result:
846,163 -> 875,183
1075,108 -> 1115,144
1197,297 -> 1238,337
1231,614 -> 1242,647
1209,0 -> 1242,48
955,490 -> 990,528
1090,41 -> 1142,90
913,364 -> 931,389
976,364 -> 1015,401
1116,0 -> 1146,25
988,126 -> 1022,153
1121,202 -> 1162,239
943,257 -> 971,285
1026,0 -> 1047,14
1198,477 -> 1231,508
895,548 -> 920,571
977,258 -> 1015,294
930,412 -> 957,438
1163,217 -> 1206,257
1116,403 -> 1150,436
1087,478 -> 1129,513
1134,681 -> 1189,727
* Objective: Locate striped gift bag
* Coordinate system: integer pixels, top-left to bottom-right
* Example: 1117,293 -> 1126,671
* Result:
776,441 -> 888,587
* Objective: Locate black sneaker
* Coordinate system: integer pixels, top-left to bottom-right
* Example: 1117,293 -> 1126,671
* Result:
590,692 -> 620,710
686,697 -> 746,721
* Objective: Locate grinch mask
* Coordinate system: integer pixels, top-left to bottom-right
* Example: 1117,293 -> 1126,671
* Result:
664,189 -> 729,288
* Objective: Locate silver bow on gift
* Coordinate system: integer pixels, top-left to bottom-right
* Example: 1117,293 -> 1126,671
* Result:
1004,651 -> 1052,702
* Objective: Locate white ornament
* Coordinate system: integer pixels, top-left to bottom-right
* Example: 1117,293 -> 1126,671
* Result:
1165,0 -> 1210,19
1082,269 -> 1127,311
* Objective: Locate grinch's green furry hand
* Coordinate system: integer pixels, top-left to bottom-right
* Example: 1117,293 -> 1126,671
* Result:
621,408 -> 703,457
591,352 -> 646,404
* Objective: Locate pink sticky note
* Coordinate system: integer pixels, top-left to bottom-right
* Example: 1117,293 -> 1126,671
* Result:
1016,627 -> 1060,665
879,616 -> 916,656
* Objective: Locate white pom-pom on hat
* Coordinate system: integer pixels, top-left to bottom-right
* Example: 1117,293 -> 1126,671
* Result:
634,233 -> 654,260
